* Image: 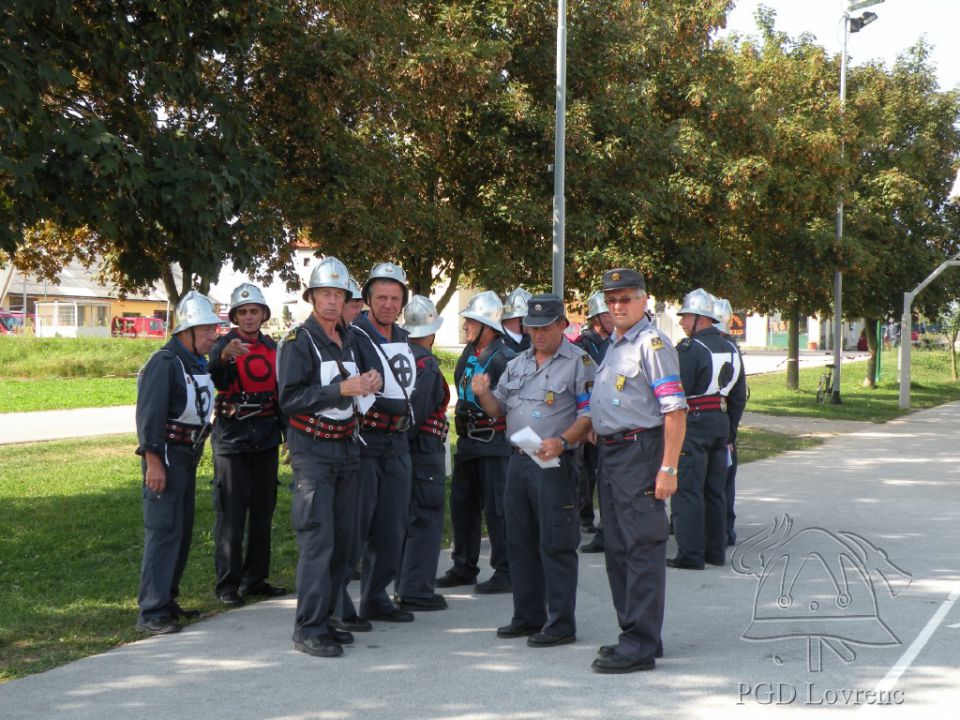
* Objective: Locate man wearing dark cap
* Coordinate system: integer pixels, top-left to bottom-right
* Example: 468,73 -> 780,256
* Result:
472,295 -> 594,648
589,269 -> 687,674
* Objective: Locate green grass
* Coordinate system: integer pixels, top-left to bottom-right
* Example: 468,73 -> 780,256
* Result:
0,336 -> 161,379
0,424 -> 811,682
0,377 -> 138,412
746,349 -> 960,422
0,434 -> 299,681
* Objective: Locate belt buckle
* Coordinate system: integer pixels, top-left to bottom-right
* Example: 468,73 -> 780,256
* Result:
234,403 -> 261,421
468,427 -> 495,443
394,416 -> 412,433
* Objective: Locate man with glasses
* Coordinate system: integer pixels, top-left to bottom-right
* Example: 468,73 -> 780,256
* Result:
589,269 -> 687,674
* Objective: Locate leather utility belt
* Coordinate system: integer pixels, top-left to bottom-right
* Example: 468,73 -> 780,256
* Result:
165,420 -> 211,451
455,415 -> 506,443
687,395 -> 727,414
289,414 -> 356,441
600,426 -> 661,445
215,392 -> 277,421
419,413 -> 449,441
361,410 -> 411,433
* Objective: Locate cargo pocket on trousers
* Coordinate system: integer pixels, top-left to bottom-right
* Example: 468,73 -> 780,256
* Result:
414,471 -> 445,511
143,487 -> 177,531
624,495 -> 669,547
551,503 -> 580,551
291,479 -> 318,531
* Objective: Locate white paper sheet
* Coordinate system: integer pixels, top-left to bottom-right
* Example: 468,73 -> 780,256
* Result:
510,426 -> 560,469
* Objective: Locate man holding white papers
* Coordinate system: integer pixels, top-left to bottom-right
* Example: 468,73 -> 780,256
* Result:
471,295 -> 594,648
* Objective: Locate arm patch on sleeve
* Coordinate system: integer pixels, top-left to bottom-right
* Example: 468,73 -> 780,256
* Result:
650,337 -> 664,351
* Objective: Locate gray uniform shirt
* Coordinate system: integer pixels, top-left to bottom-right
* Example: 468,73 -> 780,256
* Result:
490,337 -> 594,444
591,316 -> 687,435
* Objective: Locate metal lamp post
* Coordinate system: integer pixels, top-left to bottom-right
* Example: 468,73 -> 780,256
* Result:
832,0 -> 883,404
552,0 -> 567,298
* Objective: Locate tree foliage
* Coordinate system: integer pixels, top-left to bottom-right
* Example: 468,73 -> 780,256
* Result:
3,0 -> 960,343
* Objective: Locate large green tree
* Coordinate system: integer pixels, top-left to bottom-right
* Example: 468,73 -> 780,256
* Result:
840,44 -> 960,386
1,0 -> 286,303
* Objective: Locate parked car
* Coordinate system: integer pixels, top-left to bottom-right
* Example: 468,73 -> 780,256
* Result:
0,309 -> 25,334
111,316 -> 166,339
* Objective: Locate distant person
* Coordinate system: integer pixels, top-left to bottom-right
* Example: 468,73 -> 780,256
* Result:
573,291 -> 613,550
501,287 -> 532,353
671,289 -> 743,570
208,283 -> 286,608
713,297 -> 747,548
437,291 -> 514,593
342,277 -> 364,326
134,291 -> 220,635
395,295 -> 450,612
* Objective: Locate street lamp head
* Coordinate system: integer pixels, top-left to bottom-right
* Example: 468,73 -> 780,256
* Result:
847,0 -> 884,11
850,11 -> 878,33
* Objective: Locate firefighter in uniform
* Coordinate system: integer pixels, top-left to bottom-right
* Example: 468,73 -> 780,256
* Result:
501,287 -> 532,353
713,297 -> 747,547
472,295 -> 594,647
669,288 -> 744,570
590,269 -> 687,673
573,291 -> 614,548
342,276 -> 364,326
395,295 -> 450,612
338,262 -> 419,625
436,291 -> 514,593
135,291 -> 220,634
208,283 -> 286,607
278,257 -> 381,657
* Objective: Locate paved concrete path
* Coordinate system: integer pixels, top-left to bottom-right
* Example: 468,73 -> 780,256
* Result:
2,402 -> 958,718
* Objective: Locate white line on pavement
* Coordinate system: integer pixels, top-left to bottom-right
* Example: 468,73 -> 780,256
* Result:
860,582 -> 960,713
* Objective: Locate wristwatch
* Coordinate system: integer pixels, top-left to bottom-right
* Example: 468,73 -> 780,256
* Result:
659,465 -> 677,476
560,436 -> 571,451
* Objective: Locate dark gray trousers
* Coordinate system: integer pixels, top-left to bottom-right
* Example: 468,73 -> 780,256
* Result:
396,458 -> 446,599
138,445 -> 199,624
598,429 -> 669,663
726,444 -> 738,546
448,454 -> 509,580
290,441 -> 359,642
505,452 -> 580,637
673,412 -> 730,566
340,436 -> 412,618
212,447 -> 279,595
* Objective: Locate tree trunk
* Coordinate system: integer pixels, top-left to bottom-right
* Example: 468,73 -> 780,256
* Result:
863,316 -> 878,389
433,262 -> 462,315
786,302 -> 800,390
161,265 -> 181,306
951,329 -> 959,382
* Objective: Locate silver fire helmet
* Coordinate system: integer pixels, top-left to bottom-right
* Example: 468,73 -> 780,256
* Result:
346,276 -> 362,302
172,290 -> 221,335
678,288 -> 719,321
362,262 -> 409,306
714,297 -> 734,334
228,283 -> 271,323
501,287 -> 532,321
402,295 -> 444,338
586,291 -> 609,319
460,290 -> 503,333
302,256 -> 351,302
